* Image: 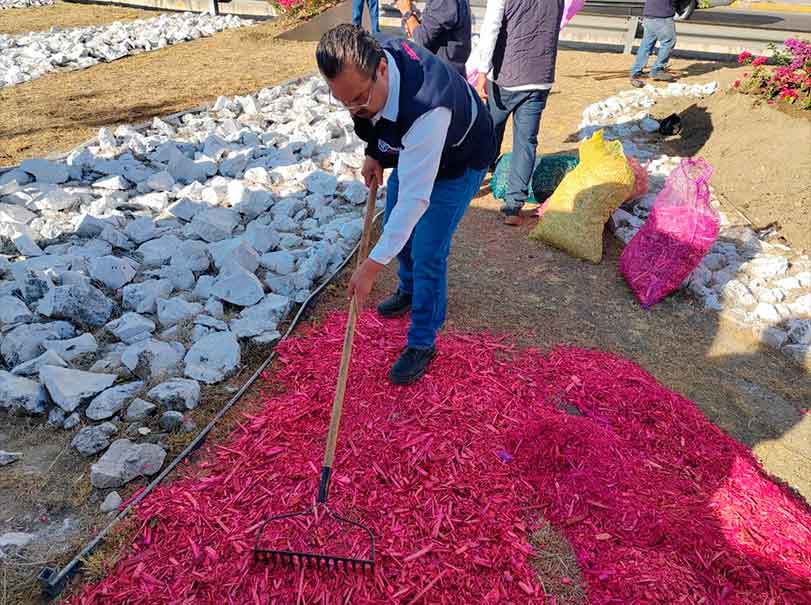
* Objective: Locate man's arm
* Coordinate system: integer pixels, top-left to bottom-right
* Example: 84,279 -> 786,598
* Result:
368,107 -> 451,265
475,0 -> 506,75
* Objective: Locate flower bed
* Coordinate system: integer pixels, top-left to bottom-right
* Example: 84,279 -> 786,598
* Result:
735,39 -> 811,110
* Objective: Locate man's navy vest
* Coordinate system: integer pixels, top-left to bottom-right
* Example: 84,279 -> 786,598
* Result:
491,0 -> 564,88
353,38 -> 496,181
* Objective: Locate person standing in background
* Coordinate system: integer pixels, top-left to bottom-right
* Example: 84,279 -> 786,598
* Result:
630,0 -> 679,88
396,0 -> 472,76
353,0 -> 380,34
475,0 -> 564,226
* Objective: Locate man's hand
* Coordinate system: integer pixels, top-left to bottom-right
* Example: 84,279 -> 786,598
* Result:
348,258 -> 384,311
475,72 -> 488,101
396,0 -> 413,14
361,156 -> 383,189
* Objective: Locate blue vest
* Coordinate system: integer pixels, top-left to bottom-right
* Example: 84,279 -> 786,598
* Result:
353,38 -> 496,181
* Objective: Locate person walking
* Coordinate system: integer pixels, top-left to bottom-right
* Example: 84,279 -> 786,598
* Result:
630,0 -> 679,87
474,0 -> 564,226
352,0 -> 380,34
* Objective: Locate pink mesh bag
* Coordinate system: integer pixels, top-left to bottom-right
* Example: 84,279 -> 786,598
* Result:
620,157 -> 718,308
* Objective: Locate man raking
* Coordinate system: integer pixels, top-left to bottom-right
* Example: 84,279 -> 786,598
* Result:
316,24 -> 496,385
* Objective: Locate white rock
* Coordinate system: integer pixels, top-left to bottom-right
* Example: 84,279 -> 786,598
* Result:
205,297 -> 224,319
121,339 -> 185,380
753,302 -> 781,323
0,451 -> 21,466
754,325 -> 788,349
774,277 -> 802,291
193,275 -> 216,301
72,423 -> 119,457
231,186 -> 273,219
243,221 -> 279,253
719,280 -> 756,308
156,297 -> 203,327
147,378 -> 200,411
211,239 -> 259,274
339,181 -> 367,205
190,208 -> 240,242
303,170 -> 338,196
11,350 -> 68,377
90,256 -> 138,289
170,240 -> 210,272
137,235 -> 183,267
230,293 -> 290,338
39,283 -> 114,327
126,218 -> 158,244
90,439 -> 166,489
160,410 -> 184,432
745,256 -> 789,279
100,491 -> 123,514
146,171 -> 175,192
0,532 -> 35,549
184,331 -> 240,384
797,272 -> 811,288
132,192 -> 169,212
20,159 -> 69,184
40,366 -> 117,413
12,232 -> 44,257
43,333 -> 98,362
100,225 -> 134,251
86,381 -> 144,421
93,175 -> 130,191
0,370 -> 49,415
167,198 -> 207,222
125,398 -> 157,421
168,148 -> 217,184
259,250 -> 296,276
0,295 -> 33,325
13,267 -> 54,304
1,321 -> 75,367
790,294 -> 811,317
106,313 -> 155,344
122,279 -> 173,314
210,267 -> 264,307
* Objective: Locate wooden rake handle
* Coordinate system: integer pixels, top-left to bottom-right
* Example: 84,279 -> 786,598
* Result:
318,177 -> 379,503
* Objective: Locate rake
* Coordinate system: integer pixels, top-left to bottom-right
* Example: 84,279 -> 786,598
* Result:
253,177 -> 379,573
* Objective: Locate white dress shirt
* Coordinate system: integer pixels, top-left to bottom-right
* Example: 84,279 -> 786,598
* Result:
368,51 -> 452,266
475,0 -> 553,92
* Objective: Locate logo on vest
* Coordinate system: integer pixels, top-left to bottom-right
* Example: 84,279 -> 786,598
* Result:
378,140 -> 402,155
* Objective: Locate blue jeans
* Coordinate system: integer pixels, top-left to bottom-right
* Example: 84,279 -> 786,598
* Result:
352,0 -> 380,34
385,166 -> 487,349
487,81 -> 550,215
631,17 -> 677,76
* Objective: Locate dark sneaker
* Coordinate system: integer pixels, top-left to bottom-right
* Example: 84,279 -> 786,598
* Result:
389,346 -> 436,385
630,77 -> 645,89
376,290 -> 412,318
502,208 -> 523,226
651,71 -> 675,82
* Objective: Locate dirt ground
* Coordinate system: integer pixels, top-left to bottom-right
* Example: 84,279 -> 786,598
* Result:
653,91 -> 811,253
0,1 -> 155,36
1,7 -> 809,603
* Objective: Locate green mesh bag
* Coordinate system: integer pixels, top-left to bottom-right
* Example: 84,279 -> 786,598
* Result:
491,153 -> 580,203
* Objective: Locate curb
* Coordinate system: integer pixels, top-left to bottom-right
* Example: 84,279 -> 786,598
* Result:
730,2 -> 811,14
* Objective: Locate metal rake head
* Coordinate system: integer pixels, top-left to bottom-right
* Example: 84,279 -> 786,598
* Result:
253,505 -> 375,573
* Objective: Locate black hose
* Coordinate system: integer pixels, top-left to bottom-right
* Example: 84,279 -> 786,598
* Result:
38,208 -> 384,599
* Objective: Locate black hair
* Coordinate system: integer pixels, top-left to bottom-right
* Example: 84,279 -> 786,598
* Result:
316,24 -> 384,80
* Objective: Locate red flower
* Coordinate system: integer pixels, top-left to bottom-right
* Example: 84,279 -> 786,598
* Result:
752,56 -> 768,67
738,50 -> 753,65
734,80 -> 741,88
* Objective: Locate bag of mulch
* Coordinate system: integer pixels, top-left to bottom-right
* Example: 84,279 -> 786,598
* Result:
625,156 -> 649,202
561,0 -> 585,29
529,130 -> 635,263
492,153 -> 580,204
619,157 -> 718,309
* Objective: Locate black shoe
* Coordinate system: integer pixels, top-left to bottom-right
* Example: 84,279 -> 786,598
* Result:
630,74 -> 645,88
376,290 -> 412,318
389,346 -> 436,385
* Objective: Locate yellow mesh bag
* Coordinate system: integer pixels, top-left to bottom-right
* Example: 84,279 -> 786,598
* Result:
529,130 -> 634,263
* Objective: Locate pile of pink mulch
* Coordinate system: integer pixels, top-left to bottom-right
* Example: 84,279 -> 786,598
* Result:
68,312 -> 811,604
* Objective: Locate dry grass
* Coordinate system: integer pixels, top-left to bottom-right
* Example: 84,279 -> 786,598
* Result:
77,515 -> 140,584
529,519 -> 587,605
0,1 -> 154,36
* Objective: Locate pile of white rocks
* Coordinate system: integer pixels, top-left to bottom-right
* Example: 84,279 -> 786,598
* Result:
578,82 -> 810,369
0,0 -> 52,9
0,12 -> 252,88
0,75 -> 379,489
